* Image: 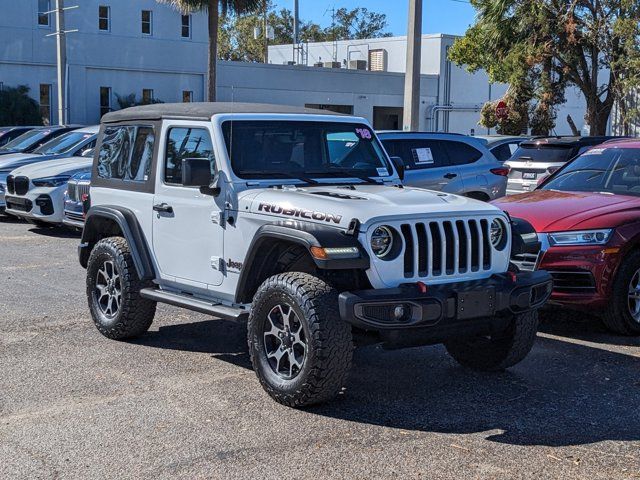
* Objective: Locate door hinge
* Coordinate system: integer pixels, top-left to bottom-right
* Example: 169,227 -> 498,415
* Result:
211,211 -> 225,226
211,256 -> 224,272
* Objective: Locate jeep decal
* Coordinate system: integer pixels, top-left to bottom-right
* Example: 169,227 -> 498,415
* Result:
258,203 -> 342,224
226,258 -> 243,271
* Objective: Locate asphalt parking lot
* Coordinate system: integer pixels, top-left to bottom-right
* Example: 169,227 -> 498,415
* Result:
1,217 -> 639,480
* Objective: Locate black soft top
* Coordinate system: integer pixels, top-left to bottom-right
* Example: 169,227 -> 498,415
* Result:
101,102 -> 345,124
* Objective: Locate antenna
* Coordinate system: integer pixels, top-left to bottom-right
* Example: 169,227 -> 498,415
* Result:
324,6 -> 338,64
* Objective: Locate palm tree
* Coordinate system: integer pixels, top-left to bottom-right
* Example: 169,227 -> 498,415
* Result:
158,0 -> 261,101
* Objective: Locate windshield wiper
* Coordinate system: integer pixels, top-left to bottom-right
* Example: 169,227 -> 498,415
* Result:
241,170 -> 319,185
307,168 -> 382,185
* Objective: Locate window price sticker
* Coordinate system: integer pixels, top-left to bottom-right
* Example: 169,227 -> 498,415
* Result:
413,148 -> 434,164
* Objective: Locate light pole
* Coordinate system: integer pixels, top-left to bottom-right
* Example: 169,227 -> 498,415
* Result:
403,0 -> 423,131
55,0 -> 66,125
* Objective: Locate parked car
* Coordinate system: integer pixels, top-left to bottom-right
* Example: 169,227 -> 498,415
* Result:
493,139 -> 640,335
63,170 -> 91,229
473,135 -> 528,162
0,126 -> 38,147
78,103 -> 551,407
5,152 -> 93,226
377,131 -> 509,200
0,126 -> 98,213
505,136 -> 621,194
0,125 -> 79,156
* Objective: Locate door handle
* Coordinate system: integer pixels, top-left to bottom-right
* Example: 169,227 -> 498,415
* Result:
443,173 -> 457,179
153,203 -> 173,214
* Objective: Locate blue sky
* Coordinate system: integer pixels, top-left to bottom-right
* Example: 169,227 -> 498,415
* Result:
272,0 -> 478,36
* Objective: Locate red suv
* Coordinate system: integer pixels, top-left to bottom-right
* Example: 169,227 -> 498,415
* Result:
493,139 -> 640,335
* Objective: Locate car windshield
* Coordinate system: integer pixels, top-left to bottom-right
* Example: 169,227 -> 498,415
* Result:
33,131 -> 93,155
0,129 -> 52,152
511,145 -> 574,163
542,147 -> 640,196
222,121 -> 392,181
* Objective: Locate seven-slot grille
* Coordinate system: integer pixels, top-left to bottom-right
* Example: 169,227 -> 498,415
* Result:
67,181 -> 90,202
398,218 -> 496,279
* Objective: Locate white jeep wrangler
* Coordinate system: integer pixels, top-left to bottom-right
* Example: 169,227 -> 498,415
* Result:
79,103 -> 552,407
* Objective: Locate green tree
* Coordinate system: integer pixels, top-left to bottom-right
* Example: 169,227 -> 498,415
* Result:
0,85 -> 43,127
325,7 -> 392,41
115,93 -> 165,109
449,0 -> 640,135
158,0 -> 262,101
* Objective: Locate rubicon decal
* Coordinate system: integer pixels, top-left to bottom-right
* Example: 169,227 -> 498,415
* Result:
258,203 -> 342,224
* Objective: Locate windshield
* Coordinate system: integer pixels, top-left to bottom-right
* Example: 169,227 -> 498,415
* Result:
542,148 -> 640,196
222,121 -> 392,180
0,129 -> 52,152
511,145 -> 574,163
33,131 -> 93,155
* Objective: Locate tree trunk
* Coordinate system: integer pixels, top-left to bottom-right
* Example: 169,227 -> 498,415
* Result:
207,0 -> 219,102
586,97 -> 614,136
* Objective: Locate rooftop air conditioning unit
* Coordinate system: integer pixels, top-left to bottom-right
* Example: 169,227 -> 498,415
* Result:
313,62 -> 324,68
349,60 -> 368,70
368,49 -> 388,72
323,62 -> 342,69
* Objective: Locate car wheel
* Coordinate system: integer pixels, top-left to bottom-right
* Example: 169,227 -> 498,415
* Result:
86,237 -> 156,340
248,272 -> 353,407
602,250 -> 640,335
445,310 -> 539,371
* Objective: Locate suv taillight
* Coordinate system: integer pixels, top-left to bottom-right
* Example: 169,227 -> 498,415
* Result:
490,166 -> 510,177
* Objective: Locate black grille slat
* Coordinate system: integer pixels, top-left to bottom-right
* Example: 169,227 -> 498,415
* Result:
429,223 -> 443,276
456,221 -> 468,273
469,220 -> 480,271
480,219 -> 491,270
416,223 -> 428,276
443,221 -> 455,274
7,175 -> 15,195
401,224 -> 414,278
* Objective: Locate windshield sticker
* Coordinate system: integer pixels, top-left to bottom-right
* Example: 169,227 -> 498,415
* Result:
355,128 -> 372,140
586,148 -> 606,155
413,148 -> 434,164
376,167 -> 388,177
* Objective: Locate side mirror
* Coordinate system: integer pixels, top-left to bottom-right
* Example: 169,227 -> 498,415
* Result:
390,156 -> 405,181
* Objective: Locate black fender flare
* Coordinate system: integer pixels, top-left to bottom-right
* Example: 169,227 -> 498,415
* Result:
510,216 -> 541,258
79,205 -> 155,281
235,222 -> 369,303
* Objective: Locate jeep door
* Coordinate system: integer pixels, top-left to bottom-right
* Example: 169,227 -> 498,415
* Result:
152,123 -> 224,290
381,138 -> 465,193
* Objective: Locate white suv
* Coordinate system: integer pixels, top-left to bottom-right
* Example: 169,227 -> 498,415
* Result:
79,103 -> 552,407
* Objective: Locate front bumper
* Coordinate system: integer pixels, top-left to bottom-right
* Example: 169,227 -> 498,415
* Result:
339,271 -> 552,346
4,185 -> 65,224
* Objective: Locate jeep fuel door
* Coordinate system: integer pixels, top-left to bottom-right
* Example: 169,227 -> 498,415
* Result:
152,125 -> 224,288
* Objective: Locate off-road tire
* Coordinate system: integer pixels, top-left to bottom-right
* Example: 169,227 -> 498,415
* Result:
248,272 -> 353,407
445,310 -> 539,371
601,250 -> 640,335
86,236 -> 156,340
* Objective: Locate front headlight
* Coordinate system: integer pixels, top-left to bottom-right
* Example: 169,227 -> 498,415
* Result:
371,226 -> 394,258
32,175 -> 71,187
490,218 -> 508,250
548,229 -> 613,246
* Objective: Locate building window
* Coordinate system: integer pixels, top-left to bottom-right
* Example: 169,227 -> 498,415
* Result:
100,87 -> 111,117
38,0 -> 51,26
141,10 -> 152,35
39,84 -> 52,126
181,14 -> 191,38
142,89 -> 154,104
182,91 -> 193,103
98,5 -> 110,31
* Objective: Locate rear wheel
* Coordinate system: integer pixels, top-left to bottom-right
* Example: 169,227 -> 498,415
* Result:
248,272 -> 353,407
86,237 -> 156,339
601,251 -> 640,335
445,310 -> 539,371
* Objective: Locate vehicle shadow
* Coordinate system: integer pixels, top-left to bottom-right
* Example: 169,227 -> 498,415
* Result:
136,317 -> 640,448
0,214 -> 25,224
27,225 -> 81,239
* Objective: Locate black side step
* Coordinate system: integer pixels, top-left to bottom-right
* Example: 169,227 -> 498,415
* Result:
140,288 -> 249,321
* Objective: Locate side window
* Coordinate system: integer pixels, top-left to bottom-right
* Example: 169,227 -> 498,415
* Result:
442,141 -> 483,166
74,139 -> 97,156
164,127 -> 214,185
381,139 -> 448,170
491,143 -> 514,162
97,126 -> 155,182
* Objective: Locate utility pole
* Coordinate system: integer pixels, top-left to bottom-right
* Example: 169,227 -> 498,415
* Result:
293,0 -> 300,64
55,0 -> 66,125
263,0 -> 269,63
403,0 -> 423,131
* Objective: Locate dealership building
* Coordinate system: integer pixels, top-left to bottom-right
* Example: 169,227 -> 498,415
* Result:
1,0 -> 606,134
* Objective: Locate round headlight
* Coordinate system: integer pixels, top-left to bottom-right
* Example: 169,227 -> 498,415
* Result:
490,219 -> 506,249
371,226 -> 394,258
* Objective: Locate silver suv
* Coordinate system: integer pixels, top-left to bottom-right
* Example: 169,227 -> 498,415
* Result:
378,132 -> 508,201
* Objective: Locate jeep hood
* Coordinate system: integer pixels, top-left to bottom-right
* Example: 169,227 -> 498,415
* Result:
242,185 -> 503,230
10,156 -> 91,178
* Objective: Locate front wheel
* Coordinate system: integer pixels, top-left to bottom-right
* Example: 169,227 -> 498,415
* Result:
601,250 -> 640,335
445,310 -> 539,371
248,272 -> 353,407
